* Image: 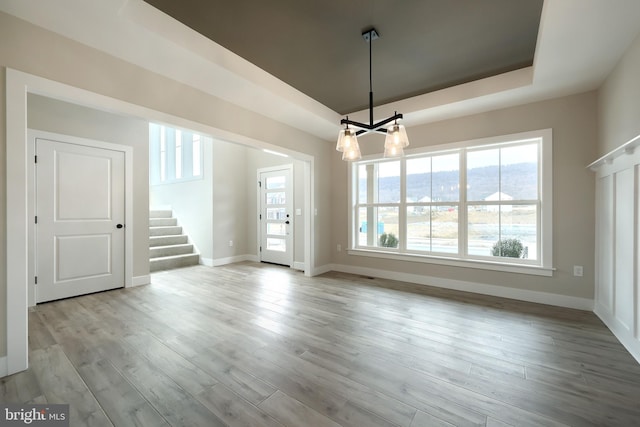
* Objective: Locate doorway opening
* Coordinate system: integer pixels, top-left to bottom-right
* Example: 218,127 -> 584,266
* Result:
258,165 -> 294,267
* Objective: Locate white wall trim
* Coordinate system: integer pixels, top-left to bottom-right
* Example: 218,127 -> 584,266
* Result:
200,257 -> 214,267
588,132 -> 640,171
329,263 -> 594,311
292,262 -> 305,271
211,254 -> 259,267
592,146 -> 640,368
311,264 -> 333,277
6,69 -> 31,375
130,275 -> 151,288
595,304 -> 640,364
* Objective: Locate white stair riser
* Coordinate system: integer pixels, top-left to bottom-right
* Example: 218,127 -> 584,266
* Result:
150,254 -> 199,272
149,235 -> 189,247
150,210 -> 173,218
149,226 -> 182,236
150,244 -> 194,258
149,218 -> 177,227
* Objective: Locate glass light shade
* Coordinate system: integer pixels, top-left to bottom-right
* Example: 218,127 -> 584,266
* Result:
341,131 -> 361,161
384,124 -> 410,149
384,143 -> 404,158
336,128 -> 359,152
336,129 -> 345,152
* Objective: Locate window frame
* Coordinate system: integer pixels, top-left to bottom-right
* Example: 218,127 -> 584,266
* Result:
348,129 -> 553,276
149,123 -> 205,186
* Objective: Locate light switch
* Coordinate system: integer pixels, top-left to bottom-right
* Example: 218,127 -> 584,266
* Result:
295,208 -> 302,216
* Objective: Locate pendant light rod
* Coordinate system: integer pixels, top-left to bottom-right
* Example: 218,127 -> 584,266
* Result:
340,28 -> 403,136
369,27 -> 373,128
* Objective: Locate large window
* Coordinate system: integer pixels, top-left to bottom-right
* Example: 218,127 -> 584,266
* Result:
149,123 -> 205,185
350,129 -> 552,275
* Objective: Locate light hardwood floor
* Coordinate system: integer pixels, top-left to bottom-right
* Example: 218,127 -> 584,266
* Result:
2,262 -> 640,426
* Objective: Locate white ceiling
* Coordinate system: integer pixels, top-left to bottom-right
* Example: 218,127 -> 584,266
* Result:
1,0 -> 640,141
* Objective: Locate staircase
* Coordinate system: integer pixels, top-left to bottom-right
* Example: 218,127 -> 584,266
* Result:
149,209 -> 200,272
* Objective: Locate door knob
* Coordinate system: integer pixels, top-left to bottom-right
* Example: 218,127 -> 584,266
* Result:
285,221 -> 290,224
116,224 -> 124,229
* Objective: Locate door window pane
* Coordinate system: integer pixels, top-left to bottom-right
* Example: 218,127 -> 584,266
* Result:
266,192 -> 286,205
266,176 -> 285,189
266,208 -> 286,220
267,223 -> 287,236
266,238 -> 286,252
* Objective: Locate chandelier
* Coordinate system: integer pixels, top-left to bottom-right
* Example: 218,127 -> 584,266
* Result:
336,28 -> 410,161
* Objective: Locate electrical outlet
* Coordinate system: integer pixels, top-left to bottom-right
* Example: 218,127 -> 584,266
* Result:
337,244 -> 342,252
229,240 -> 233,247
573,265 -> 583,277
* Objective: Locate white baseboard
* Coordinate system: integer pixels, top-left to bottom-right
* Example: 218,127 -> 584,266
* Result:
328,263 -> 594,311
211,254 -> 259,267
292,262 -> 305,271
594,304 -> 640,365
311,264 -> 333,276
129,275 -> 150,288
0,356 -> 8,378
200,257 -> 214,267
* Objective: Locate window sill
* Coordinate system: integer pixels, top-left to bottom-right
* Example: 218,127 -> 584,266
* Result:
346,248 -> 554,277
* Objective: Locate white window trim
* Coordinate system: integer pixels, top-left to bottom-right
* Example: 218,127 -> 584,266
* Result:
150,123 -> 206,186
347,129 -> 553,277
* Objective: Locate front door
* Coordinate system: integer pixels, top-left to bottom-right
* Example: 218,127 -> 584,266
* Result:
259,166 -> 293,266
36,137 -> 126,303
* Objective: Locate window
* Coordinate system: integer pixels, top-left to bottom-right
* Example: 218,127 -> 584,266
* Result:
350,129 -> 553,276
149,123 -> 206,185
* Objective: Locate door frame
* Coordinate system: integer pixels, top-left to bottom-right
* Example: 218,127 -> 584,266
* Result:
5,68 -> 316,377
257,164 -> 294,267
27,129 -> 132,307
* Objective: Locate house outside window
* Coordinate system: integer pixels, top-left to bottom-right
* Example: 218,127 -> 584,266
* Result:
350,129 -> 553,276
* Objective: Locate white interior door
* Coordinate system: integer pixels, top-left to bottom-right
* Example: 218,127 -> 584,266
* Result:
259,166 -> 293,266
36,137 -> 126,303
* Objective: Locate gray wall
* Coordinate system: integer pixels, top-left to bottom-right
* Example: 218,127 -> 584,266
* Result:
598,32 -> 640,156
27,93 -> 150,279
212,140 -> 249,260
331,91 -> 598,300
